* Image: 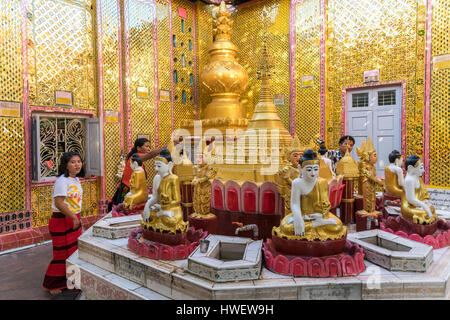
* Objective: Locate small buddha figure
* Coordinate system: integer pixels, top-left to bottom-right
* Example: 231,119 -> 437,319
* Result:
401,155 -> 437,225
116,152 -> 126,178
384,149 -> 404,198
272,150 -> 347,241
276,136 -> 303,216
191,150 -> 217,219
356,137 -> 384,214
123,154 -> 148,209
142,149 -> 188,234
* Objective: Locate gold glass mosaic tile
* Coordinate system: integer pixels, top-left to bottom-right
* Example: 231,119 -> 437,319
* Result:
0,0 -> 23,103
28,0 -> 95,109
295,0 -> 321,144
326,0 -> 424,155
0,118 -> 26,213
231,0 -> 290,130
101,0 -> 121,112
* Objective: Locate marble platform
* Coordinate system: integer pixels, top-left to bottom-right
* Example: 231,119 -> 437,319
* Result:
347,230 -> 433,272
92,213 -> 141,239
67,220 -> 450,300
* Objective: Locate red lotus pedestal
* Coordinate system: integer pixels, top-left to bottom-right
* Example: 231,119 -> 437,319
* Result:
381,216 -> 450,249
127,227 -> 208,260
262,238 -> 365,277
272,235 -> 347,257
188,214 -> 218,234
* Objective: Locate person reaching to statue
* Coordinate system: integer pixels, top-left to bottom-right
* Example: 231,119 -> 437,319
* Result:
108,138 -> 162,212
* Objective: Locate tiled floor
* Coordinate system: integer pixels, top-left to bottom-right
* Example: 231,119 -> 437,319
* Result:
0,243 -> 53,300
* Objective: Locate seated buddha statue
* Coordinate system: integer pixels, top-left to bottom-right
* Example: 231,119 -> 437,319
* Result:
123,154 -> 148,209
401,155 -> 437,225
384,149 -> 404,198
272,150 -> 347,241
276,136 -> 303,216
356,137 -> 384,214
142,149 -> 188,234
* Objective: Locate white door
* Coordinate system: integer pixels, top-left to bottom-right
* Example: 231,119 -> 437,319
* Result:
347,86 -> 402,177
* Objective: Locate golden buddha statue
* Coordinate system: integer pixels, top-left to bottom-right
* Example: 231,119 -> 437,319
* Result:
142,149 -> 188,234
123,154 -> 148,209
384,149 -> 404,198
272,150 -> 347,241
401,155 -> 437,225
356,137 -> 384,214
276,136 -> 303,216
191,142 -> 217,219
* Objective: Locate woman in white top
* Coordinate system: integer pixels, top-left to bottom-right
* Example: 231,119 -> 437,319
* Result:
43,152 -> 84,298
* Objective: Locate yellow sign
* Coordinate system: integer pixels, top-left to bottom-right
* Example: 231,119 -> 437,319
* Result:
433,54 -> 450,70
55,90 -> 73,106
301,75 -> 314,88
136,87 -> 149,99
105,111 -> 119,123
160,90 -> 170,102
0,101 -> 21,117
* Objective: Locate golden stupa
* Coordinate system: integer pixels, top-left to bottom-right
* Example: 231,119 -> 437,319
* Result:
178,1 -> 293,183
180,1 -> 249,134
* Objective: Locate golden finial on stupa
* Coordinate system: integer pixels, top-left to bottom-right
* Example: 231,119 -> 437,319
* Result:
200,1 -> 248,123
336,149 -> 359,178
213,1 -> 233,41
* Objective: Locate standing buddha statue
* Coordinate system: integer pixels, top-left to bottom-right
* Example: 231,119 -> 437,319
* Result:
191,142 -> 217,219
276,136 -> 303,216
356,137 -> 384,214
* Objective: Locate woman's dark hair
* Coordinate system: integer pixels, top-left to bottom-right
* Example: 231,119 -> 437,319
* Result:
58,152 -> 85,178
299,149 -> 318,166
127,138 -> 150,160
131,153 -> 143,166
158,148 -> 173,163
339,135 -> 355,145
388,149 -> 402,164
318,144 -> 328,156
405,154 -> 420,169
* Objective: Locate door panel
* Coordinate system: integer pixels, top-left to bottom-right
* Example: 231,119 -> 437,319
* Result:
346,86 -> 401,178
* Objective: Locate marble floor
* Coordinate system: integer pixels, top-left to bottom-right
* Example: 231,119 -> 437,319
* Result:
0,243 -> 52,300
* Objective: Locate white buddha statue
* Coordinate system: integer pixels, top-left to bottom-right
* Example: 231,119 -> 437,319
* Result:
142,149 -> 188,234
401,155 -> 437,225
273,150 -> 346,241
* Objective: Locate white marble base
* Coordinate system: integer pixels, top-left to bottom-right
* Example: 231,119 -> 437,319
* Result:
347,230 -> 433,272
92,213 -> 141,239
187,235 -> 262,282
68,224 -> 450,300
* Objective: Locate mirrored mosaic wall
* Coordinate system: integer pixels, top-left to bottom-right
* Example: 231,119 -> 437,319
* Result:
101,0 -> 122,199
429,0 -> 449,187
0,0 -> 448,237
326,0 -> 426,156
